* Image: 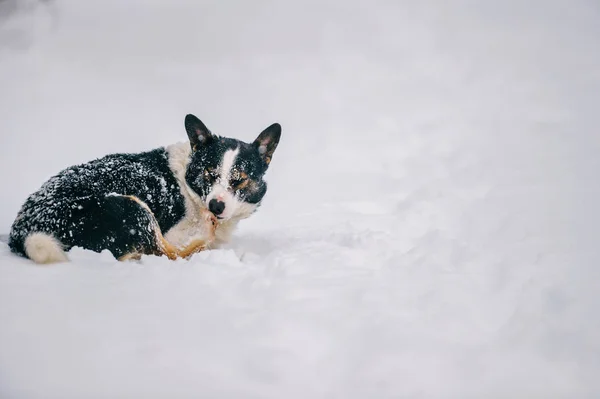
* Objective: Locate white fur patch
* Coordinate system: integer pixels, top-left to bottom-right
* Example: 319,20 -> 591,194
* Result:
165,142 -> 208,247
165,142 -> 204,210
24,232 -> 68,264
220,147 -> 239,184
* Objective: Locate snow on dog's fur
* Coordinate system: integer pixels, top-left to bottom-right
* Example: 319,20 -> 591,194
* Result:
9,114 -> 281,263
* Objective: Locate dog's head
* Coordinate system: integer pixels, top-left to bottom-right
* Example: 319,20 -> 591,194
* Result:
183,114 -> 281,221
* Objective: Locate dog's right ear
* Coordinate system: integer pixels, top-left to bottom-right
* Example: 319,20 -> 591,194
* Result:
185,114 -> 213,151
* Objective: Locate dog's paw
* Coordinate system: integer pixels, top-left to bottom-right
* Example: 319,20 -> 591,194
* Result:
200,209 -> 218,240
201,209 -> 217,228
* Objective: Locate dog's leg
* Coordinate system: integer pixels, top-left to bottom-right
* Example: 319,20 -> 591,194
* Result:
103,195 -> 178,261
153,209 -> 217,260
178,239 -> 212,259
117,197 -> 217,261
120,230 -> 213,261
153,236 -> 210,260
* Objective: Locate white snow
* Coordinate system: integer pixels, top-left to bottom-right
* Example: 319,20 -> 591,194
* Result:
1,0 -> 600,397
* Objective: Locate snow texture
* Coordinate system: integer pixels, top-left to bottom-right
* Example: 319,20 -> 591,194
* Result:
1,0 -> 599,397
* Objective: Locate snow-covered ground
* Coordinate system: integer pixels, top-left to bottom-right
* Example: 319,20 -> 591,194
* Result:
1,0 -> 599,397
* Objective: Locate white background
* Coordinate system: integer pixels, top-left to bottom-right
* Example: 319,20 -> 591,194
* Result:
1,0 -> 599,397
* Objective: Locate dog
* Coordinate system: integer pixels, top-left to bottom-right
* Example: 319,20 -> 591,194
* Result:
8,114 -> 281,264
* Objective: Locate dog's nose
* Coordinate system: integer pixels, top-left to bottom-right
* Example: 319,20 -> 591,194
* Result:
208,198 -> 225,216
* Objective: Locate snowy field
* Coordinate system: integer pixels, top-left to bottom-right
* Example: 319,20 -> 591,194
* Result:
1,0 -> 600,397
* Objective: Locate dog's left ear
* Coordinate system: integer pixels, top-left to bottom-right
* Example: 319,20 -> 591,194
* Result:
253,123 -> 281,165
185,114 -> 213,151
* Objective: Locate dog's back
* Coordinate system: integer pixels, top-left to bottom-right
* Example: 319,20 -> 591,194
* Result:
9,148 -> 186,263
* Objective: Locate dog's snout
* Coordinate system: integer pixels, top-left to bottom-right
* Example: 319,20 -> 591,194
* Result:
209,198 -> 225,216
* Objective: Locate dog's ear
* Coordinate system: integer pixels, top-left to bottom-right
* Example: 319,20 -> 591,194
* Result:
253,123 -> 281,165
185,114 -> 213,151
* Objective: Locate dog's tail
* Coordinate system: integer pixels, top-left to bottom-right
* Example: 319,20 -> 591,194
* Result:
23,232 -> 68,264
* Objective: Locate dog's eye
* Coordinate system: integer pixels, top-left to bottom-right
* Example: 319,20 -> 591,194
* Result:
231,170 -> 246,184
231,176 -> 249,189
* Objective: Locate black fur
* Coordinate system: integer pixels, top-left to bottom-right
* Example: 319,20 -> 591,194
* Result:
185,114 -> 213,151
9,148 -> 185,259
254,123 -> 282,166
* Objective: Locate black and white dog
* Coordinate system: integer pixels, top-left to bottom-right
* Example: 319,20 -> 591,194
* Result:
9,114 -> 281,264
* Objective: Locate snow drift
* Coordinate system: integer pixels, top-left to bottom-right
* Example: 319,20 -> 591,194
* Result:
0,0 -> 599,397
